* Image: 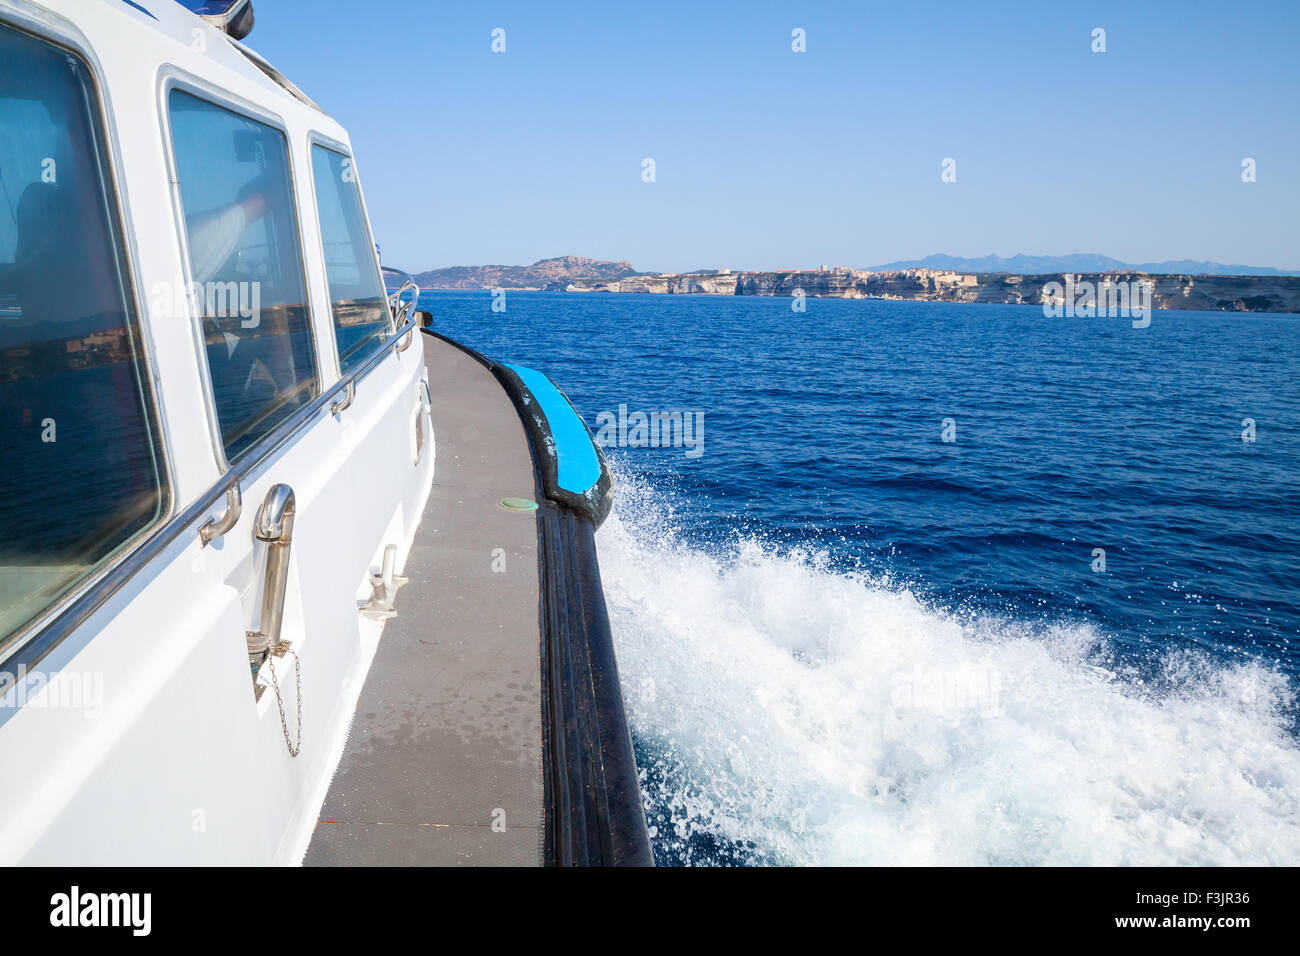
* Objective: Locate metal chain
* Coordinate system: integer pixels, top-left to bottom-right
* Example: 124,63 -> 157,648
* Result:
266,647 -> 302,757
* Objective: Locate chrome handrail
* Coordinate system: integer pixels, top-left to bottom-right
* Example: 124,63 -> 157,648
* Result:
330,380 -> 356,415
224,35 -> 325,113
382,266 -> 420,326
198,481 -> 242,547
382,266 -> 420,354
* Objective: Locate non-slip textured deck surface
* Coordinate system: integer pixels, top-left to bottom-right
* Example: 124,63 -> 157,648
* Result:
304,333 -> 544,866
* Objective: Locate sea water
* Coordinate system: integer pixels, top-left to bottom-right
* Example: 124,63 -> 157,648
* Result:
420,289 -> 1300,865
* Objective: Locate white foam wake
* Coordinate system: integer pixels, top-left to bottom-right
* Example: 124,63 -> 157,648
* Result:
596,470 -> 1300,866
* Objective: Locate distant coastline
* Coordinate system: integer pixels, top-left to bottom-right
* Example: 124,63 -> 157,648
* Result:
412,256 -> 1300,314
567,269 -> 1300,315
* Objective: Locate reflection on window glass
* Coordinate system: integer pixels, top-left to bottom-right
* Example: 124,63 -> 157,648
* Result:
0,25 -> 166,645
169,90 -> 318,461
310,145 -> 390,371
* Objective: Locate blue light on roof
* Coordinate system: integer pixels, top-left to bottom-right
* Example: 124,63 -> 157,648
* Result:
173,1 -> 241,13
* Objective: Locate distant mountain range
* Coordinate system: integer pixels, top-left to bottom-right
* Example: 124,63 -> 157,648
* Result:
865,253 -> 1297,277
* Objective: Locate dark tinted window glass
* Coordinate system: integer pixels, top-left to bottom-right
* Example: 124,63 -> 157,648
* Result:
169,90 -> 318,461
0,25 -> 166,644
310,145 -> 390,371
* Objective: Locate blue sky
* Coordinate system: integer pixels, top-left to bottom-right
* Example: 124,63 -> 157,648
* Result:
250,1 -> 1300,273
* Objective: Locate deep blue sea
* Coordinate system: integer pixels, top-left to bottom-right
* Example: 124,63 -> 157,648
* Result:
421,289 -> 1300,866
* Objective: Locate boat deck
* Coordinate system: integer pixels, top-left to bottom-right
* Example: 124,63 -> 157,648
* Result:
304,333 -> 545,866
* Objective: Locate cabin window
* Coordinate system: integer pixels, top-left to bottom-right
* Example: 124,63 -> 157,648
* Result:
309,145 -> 391,371
0,24 -> 167,646
168,90 -> 319,463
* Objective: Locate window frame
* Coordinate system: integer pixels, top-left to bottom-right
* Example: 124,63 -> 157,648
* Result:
159,71 -> 324,473
0,13 -> 175,665
304,130 -> 396,375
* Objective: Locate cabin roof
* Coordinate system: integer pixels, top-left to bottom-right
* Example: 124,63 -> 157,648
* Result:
86,0 -> 329,122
